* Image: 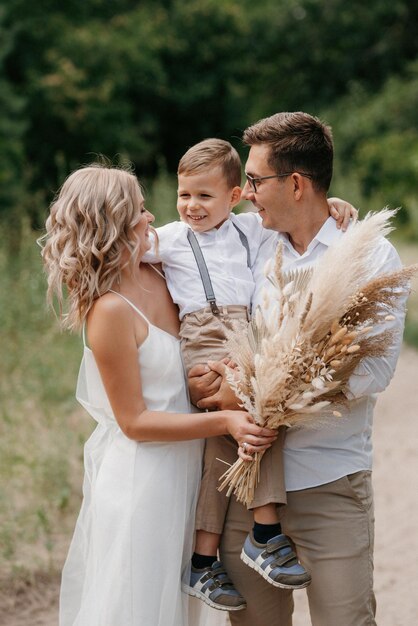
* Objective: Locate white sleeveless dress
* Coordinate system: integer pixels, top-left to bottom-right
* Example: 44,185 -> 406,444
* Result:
59,294 -> 205,626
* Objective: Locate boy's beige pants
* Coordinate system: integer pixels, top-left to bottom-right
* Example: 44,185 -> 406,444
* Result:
179,304 -> 250,373
181,305 -> 287,528
195,429 -> 286,531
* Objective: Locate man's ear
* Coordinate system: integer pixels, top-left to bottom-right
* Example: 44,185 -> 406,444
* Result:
292,173 -> 307,201
230,186 -> 243,208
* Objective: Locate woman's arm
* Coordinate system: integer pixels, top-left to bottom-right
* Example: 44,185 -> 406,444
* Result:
87,295 -> 276,449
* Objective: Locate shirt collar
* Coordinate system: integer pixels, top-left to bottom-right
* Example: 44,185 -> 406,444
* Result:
188,217 -> 232,239
276,216 -> 345,256
311,216 -> 345,247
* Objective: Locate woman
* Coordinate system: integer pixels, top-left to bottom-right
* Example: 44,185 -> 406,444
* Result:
40,164 -> 275,626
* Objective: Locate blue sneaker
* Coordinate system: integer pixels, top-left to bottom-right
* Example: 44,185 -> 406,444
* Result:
241,532 -> 311,590
182,560 -> 246,611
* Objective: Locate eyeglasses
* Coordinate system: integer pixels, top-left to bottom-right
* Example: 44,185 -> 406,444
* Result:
245,171 -> 313,193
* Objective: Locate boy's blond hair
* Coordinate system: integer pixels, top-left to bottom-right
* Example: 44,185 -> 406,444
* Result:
178,138 -> 242,188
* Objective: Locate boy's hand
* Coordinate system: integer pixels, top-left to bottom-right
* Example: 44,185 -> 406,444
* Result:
188,359 -> 240,410
327,197 -> 358,231
188,361 -> 224,407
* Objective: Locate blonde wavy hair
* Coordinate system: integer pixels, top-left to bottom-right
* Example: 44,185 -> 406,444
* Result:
40,164 -> 147,331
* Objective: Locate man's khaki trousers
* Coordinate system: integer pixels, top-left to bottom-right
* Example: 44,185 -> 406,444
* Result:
219,471 -> 376,626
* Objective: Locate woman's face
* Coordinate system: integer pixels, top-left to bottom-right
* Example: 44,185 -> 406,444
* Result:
134,192 -> 155,258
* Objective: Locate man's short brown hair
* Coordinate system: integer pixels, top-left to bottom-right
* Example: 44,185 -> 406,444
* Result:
178,138 -> 242,188
243,112 -> 333,192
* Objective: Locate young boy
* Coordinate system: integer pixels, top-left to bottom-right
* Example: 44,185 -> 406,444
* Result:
145,138 -> 354,611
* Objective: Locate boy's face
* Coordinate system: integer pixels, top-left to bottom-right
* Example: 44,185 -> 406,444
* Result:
177,167 -> 241,232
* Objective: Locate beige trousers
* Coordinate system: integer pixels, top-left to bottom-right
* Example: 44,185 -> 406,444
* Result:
220,471 -> 376,626
183,305 -> 287,530
195,429 -> 287,533
179,305 -> 249,373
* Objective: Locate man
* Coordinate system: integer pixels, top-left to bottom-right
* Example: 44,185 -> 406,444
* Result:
189,112 -> 406,626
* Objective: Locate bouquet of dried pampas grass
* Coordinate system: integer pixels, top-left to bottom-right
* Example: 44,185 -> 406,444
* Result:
218,209 -> 417,506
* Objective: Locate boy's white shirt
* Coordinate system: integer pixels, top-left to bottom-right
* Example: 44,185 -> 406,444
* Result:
144,212 -> 272,319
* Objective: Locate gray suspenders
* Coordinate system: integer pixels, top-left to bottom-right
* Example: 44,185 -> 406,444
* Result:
231,223 -> 251,269
186,223 -> 251,316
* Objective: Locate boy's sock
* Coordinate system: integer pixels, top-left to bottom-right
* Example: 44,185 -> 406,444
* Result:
253,521 -> 282,544
192,552 -> 217,569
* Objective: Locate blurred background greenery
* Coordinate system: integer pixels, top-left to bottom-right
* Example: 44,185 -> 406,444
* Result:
0,0 -> 417,587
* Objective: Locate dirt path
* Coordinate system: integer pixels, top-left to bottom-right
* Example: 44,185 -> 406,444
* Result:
0,574 -> 60,626
293,344 -> 418,626
2,345 -> 417,626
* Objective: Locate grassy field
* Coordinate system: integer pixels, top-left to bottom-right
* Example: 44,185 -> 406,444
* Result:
0,225 -> 91,583
0,219 -> 416,587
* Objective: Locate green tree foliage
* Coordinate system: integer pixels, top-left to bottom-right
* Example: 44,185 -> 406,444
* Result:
0,7 -> 26,220
153,0 -> 250,169
0,0 -> 417,233
241,0 -> 418,115
327,59 -> 418,236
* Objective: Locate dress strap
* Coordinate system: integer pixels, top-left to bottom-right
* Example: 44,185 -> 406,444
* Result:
149,263 -> 165,279
108,289 -> 150,324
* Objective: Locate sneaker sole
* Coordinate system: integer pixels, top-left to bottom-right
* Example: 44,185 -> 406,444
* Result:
240,550 -> 311,590
182,584 -> 247,611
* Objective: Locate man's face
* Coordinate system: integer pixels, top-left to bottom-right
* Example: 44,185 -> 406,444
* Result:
242,144 -> 294,232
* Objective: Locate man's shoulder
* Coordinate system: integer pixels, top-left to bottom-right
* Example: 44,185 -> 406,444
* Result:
336,219 -> 402,279
375,234 -> 399,254
336,218 -> 402,273
373,235 -> 402,271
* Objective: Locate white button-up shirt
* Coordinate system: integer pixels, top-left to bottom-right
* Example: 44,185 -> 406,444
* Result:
252,217 -> 406,491
146,212 -> 269,319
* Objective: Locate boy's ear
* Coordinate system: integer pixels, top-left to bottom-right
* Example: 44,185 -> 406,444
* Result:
230,186 -> 242,207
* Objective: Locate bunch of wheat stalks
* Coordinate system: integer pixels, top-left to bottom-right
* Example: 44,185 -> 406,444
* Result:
219,210 -> 417,506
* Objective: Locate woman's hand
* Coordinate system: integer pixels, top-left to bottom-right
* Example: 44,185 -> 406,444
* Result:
327,197 -> 358,231
223,410 -> 277,458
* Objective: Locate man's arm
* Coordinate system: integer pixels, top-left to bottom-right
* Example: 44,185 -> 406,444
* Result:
345,240 -> 407,399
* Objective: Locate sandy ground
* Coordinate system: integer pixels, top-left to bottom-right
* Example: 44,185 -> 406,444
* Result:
292,343 -> 418,626
2,345 -> 417,626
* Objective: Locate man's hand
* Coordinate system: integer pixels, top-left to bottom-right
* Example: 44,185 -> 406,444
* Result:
188,359 -> 240,410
